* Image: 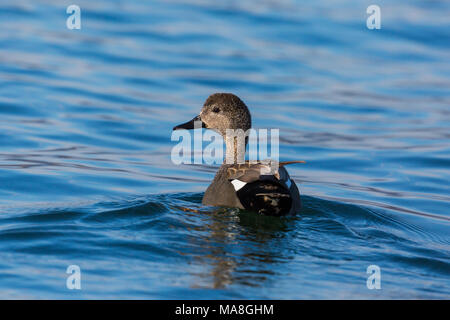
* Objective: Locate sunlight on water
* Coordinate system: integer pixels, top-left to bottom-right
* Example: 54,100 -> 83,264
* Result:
0,0 -> 449,298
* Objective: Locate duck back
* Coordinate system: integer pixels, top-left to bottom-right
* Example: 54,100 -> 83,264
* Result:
202,162 -> 301,216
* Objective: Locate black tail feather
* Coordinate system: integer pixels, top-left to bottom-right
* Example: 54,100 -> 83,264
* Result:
236,181 -> 292,216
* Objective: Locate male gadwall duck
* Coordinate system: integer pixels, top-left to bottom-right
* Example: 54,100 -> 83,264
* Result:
173,93 -> 303,216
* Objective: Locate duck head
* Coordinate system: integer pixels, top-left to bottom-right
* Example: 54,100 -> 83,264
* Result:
173,93 -> 252,137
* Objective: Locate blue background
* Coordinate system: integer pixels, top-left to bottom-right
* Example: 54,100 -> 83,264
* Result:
0,0 -> 449,298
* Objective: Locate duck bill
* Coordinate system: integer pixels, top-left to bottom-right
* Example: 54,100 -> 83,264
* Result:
173,115 -> 206,130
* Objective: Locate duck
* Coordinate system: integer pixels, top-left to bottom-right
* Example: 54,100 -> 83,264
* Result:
173,93 -> 303,216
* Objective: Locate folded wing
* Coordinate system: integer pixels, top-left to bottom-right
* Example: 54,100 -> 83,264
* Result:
226,161 -> 303,216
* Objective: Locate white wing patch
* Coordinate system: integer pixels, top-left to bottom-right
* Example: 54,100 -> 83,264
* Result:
231,179 -> 247,191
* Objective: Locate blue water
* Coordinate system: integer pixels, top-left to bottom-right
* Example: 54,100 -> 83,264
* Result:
0,0 -> 449,299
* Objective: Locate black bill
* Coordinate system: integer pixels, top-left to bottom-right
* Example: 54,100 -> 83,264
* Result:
173,115 -> 206,130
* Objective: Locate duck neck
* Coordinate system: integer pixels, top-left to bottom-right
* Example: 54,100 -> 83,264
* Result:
224,132 -> 247,165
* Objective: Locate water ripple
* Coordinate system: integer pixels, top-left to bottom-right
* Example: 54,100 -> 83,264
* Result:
0,0 -> 449,298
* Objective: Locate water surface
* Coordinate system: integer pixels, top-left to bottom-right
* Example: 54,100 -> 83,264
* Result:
0,0 -> 449,298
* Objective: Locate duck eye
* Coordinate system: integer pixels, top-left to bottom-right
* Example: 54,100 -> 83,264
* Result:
212,107 -> 220,113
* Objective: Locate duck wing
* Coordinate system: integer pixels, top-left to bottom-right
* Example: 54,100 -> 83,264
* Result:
226,161 -> 303,216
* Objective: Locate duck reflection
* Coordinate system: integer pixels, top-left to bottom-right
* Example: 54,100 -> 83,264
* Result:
184,206 -> 296,289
